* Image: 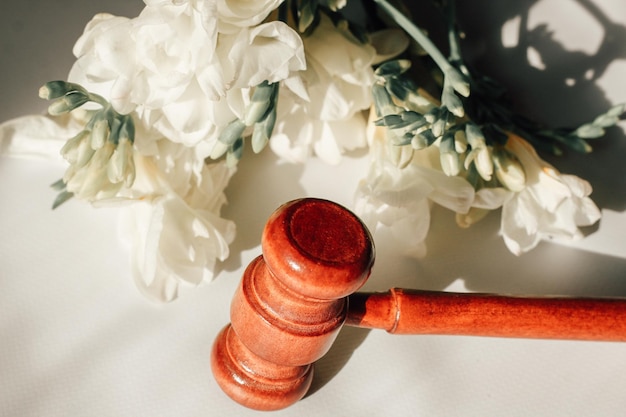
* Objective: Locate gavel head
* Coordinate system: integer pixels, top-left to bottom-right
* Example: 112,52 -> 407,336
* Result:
211,198 -> 375,410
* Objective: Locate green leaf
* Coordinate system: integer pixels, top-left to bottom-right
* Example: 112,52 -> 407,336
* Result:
50,178 -> 66,191
565,135 -> 593,153
607,103 -> 625,117
52,190 -> 74,209
574,123 -> 604,139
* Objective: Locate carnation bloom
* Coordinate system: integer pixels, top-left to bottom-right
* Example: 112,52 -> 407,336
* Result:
119,155 -> 236,302
271,15 -> 378,164
355,116 -> 475,257
16,0 -> 305,302
498,134 -> 601,255
216,0 -> 285,32
69,3 -> 304,151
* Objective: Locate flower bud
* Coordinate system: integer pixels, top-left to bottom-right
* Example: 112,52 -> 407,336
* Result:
446,67 -> 470,97
226,138 -> 244,167
439,133 -> 460,176
218,119 -> 246,147
474,147 -> 493,181
244,82 -> 276,126
454,130 -> 467,153
39,81 -> 87,100
60,130 -> 90,164
493,148 -> 526,192
90,118 -> 110,150
47,92 -> 89,115
374,59 -> 411,78
107,137 -> 135,185
442,86 -> 464,117
117,115 -> 135,145
372,83 -> 398,116
210,140 -> 230,160
75,134 -> 96,168
411,133 -> 429,150
431,111 -> 448,138
411,129 -> 437,149
465,123 -> 486,148
251,108 -> 276,154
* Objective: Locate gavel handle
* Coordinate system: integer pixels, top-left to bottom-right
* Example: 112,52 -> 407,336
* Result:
346,289 -> 626,341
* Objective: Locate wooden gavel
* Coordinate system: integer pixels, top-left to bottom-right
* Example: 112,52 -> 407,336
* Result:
211,198 -> 626,411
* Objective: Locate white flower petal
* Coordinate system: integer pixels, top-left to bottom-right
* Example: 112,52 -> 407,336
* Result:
228,22 -> 305,88
216,0 -> 284,32
498,135 -> 601,255
472,187 -> 512,209
118,157 -> 235,302
501,192 -> 541,255
271,14 -> 374,165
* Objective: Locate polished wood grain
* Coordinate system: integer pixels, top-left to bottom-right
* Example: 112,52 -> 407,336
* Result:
211,198 -> 626,410
347,289 -> 626,340
211,198 -> 374,411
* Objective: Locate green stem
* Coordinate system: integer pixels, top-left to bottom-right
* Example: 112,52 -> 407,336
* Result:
372,0 -> 468,97
278,0 -> 288,23
87,92 -> 110,108
444,0 -> 461,64
372,0 -> 453,73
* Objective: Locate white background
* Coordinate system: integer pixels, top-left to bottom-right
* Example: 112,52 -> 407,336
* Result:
1,1 -> 626,416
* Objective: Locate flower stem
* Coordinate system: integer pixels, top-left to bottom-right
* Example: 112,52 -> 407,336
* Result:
87,92 -> 111,108
372,0 -> 469,96
373,0 -> 449,73
444,1 -> 461,63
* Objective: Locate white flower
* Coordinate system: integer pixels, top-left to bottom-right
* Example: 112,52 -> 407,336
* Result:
69,13 -> 138,113
69,4 -> 304,150
225,22 -> 306,89
1,108 -> 237,302
499,134 -> 601,255
216,0 -> 285,33
119,156 -> 236,302
271,15 -> 377,164
355,117 -> 475,257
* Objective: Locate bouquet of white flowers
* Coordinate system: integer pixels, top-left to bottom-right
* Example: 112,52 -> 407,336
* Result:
1,0 -> 623,302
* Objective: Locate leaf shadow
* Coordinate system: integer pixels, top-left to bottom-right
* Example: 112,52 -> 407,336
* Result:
456,0 -> 626,212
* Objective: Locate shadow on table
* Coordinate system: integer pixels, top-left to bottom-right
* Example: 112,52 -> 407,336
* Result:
455,0 -> 626,213
306,326 -> 372,398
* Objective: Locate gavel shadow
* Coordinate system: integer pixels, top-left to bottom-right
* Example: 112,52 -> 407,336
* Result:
306,326 -> 372,397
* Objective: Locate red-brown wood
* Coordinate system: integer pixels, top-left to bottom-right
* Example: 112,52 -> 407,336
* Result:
347,289 -> 626,340
211,198 -> 375,411
211,198 -> 626,410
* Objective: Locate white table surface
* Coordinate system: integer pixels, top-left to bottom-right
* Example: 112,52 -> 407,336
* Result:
2,1 -> 626,416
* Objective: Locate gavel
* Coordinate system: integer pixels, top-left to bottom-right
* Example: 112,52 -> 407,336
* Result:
211,198 -> 626,410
